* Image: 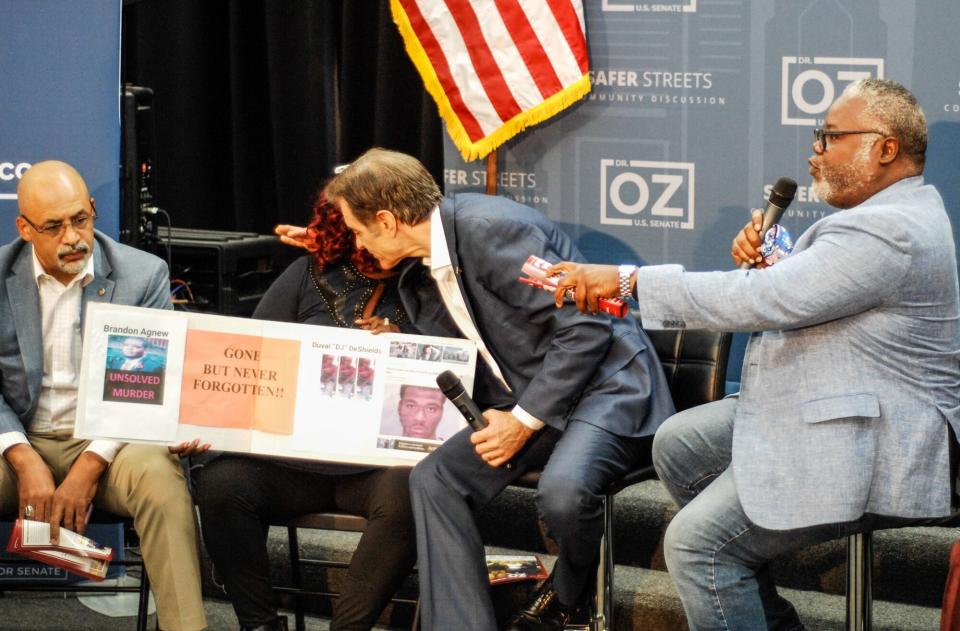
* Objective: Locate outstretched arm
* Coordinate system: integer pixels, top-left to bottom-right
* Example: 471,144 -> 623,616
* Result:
274,224 -> 318,251
548,210 -> 766,314
547,262 -> 621,314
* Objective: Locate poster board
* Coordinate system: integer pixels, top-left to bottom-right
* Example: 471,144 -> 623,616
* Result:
76,304 -> 478,467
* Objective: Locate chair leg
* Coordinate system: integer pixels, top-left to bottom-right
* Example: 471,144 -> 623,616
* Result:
411,596 -> 422,631
591,493 -> 614,631
138,564 -> 151,631
845,531 -> 873,631
288,527 -> 306,631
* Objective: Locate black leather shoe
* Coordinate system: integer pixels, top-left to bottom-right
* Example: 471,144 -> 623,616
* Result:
504,580 -> 572,631
240,615 -> 288,631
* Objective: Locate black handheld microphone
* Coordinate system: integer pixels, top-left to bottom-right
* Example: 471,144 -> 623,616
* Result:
738,177 -> 798,270
436,370 -> 487,431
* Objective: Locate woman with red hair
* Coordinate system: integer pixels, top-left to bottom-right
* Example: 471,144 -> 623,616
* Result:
197,188 -> 415,631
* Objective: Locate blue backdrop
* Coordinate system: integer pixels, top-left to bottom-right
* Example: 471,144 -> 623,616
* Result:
442,0 -> 960,383
0,0 -> 121,244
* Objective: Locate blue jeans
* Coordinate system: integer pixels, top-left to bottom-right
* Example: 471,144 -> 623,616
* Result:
653,398 -> 916,631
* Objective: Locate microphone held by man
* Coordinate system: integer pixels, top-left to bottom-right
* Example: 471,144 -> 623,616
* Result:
737,176 -> 798,270
436,370 -> 522,470
436,370 -> 487,432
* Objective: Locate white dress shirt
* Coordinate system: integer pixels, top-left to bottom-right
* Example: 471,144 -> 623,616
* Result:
0,247 -> 123,462
426,207 -> 545,431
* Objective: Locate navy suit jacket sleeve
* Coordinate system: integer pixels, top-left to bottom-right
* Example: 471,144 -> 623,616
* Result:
453,210 -> 615,429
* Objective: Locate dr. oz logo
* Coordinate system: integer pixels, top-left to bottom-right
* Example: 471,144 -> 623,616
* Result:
600,160 -> 694,230
781,56 -> 884,126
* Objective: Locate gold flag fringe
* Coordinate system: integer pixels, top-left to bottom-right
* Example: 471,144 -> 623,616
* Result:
391,0 -> 592,163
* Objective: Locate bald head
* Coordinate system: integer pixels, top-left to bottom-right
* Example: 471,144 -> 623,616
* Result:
17,160 -> 90,217
14,160 -> 96,285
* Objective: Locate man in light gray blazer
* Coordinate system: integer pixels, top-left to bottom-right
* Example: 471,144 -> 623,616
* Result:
549,78 -> 960,629
0,161 -> 208,631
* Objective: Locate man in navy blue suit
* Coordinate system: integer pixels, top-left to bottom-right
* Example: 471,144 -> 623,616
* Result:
328,148 -> 674,631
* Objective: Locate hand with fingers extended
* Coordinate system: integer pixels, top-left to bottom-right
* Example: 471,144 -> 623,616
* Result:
469,409 -> 535,468
354,315 -> 400,334
731,209 -> 767,269
274,224 -> 318,251
168,437 -> 212,457
545,261 -> 622,315
49,452 -> 106,542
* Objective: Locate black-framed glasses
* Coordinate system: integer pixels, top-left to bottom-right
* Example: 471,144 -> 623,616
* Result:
813,128 -> 886,153
20,202 -> 97,238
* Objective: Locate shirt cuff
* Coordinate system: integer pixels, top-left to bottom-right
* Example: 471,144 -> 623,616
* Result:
84,440 -> 125,464
0,431 -> 29,456
512,405 -> 545,431
631,271 -> 644,327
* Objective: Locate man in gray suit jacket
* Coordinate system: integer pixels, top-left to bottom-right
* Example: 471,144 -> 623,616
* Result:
327,148 -> 674,630
550,79 -> 960,629
0,161 -> 208,631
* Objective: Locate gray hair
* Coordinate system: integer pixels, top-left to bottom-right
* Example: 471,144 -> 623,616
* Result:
842,78 -> 927,171
326,148 -> 442,226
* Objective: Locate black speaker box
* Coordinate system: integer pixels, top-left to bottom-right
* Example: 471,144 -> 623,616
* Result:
119,85 -> 158,248
163,227 -> 298,316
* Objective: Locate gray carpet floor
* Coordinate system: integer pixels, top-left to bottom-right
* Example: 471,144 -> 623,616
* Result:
0,593 -> 389,631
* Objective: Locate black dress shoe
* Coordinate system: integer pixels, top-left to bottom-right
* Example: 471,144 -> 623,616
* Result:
240,615 -> 288,631
504,580 -> 572,631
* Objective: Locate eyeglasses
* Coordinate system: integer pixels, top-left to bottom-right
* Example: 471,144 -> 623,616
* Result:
20,203 -> 97,238
813,128 -> 886,153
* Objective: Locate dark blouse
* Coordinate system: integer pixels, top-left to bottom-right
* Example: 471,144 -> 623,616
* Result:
253,255 -> 410,332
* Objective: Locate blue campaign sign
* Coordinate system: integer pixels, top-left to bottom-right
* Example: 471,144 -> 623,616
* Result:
0,0 -> 121,245
445,0 -> 960,269
443,0 -> 960,383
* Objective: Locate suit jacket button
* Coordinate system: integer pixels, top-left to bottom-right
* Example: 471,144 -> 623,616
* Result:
98,288 -> 105,296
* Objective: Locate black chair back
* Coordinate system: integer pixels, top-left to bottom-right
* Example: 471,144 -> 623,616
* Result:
644,327 -> 732,412
519,326 -> 734,631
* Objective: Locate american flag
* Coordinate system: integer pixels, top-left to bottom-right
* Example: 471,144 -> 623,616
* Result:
391,0 -> 591,161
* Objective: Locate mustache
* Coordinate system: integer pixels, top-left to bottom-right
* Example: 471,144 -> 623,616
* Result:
58,241 -> 90,259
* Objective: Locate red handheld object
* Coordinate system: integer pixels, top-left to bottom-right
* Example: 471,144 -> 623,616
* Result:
518,255 -> 629,318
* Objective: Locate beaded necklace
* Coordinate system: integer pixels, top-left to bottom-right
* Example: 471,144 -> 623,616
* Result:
307,261 -> 407,328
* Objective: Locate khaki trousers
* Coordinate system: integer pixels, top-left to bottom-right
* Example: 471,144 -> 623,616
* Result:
0,433 -> 206,631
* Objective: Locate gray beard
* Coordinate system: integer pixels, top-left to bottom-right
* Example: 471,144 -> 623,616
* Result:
58,256 -> 89,276
812,139 -> 873,206
57,244 -> 91,276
